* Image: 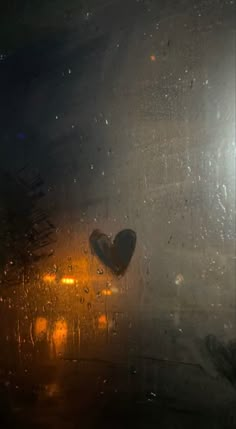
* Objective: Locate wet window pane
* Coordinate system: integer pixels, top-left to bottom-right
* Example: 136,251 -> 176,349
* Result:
0,1 -> 235,428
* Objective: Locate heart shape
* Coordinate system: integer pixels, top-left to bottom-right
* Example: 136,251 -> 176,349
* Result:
89,229 -> 136,276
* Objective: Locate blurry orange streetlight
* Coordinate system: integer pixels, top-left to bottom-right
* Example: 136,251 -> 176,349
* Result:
61,277 -> 75,285
98,314 -> 108,329
101,289 -> 112,296
52,318 -> 68,356
34,317 -> 48,340
43,274 -> 56,283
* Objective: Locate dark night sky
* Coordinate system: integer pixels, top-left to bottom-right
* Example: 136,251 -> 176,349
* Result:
0,0 -> 142,187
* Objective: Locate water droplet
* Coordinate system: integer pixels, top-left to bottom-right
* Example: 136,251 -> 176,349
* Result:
84,287 -> 89,294
97,268 -> 104,275
175,273 -> 184,286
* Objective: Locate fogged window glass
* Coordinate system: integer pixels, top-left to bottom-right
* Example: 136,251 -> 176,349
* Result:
0,1 -> 235,428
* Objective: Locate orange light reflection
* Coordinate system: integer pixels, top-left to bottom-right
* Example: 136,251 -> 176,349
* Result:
43,274 -> 56,283
61,277 -> 75,285
52,318 -> 68,355
34,317 -> 48,340
101,289 -> 112,296
98,314 -> 108,330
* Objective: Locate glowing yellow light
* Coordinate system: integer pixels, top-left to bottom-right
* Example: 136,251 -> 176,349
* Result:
101,289 -> 112,296
98,314 -> 108,329
43,274 -> 56,283
61,277 -> 75,285
150,55 -> 156,61
34,317 -> 48,340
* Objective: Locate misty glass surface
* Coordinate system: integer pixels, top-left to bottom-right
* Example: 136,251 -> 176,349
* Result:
0,1 -> 235,428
